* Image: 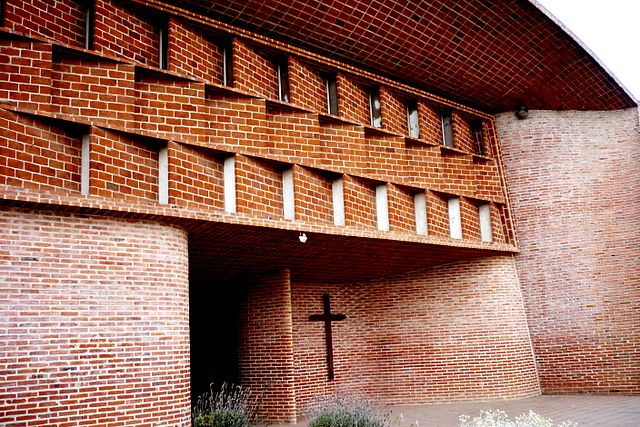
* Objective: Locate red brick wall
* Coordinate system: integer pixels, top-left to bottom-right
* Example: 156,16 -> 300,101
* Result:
337,73 -> 370,125
0,207 -> 190,427
289,57 -> 326,112
0,39 -> 52,110
233,38 -> 278,100
343,175 -> 377,229
235,155 -> 284,219
388,184 -> 416,232
238,270 -> 297,423
418,101 -> 442,144
94,0 -> 160,67
4,0 -> 86,48
167,141 -> 224,210
380,86 -> 407,136
294,165 -> 334,225
0,109 -> 82,194
497,108 -> 640,394
292,256 -> 540,415
453,110 -> 476,153
90,127 -> 160,203
460,197 -> 482,240
427,191 -> 450,237
168,17 -> 225,84
50,56 -> 136,128
134,74 -> 207,139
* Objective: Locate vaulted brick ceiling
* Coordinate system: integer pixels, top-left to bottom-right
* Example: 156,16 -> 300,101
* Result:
160,0 -> 635,113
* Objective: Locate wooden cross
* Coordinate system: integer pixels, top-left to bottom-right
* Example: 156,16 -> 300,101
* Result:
309,293 -> 346,381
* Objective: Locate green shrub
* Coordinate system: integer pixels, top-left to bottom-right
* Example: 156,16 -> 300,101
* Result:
191,383 -> 261,427
307,394 -> 390,427
459,409 -> 577,427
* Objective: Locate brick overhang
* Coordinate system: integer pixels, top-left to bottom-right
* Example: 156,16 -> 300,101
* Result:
155,0 -> 637,113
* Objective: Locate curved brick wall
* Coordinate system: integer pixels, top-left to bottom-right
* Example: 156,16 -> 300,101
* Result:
496,108 -> 640,393
0,208 -> 191,426
292,256 -> 540,415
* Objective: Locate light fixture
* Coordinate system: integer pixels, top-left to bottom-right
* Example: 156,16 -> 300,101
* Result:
515,105 -> 529,120
299,233 -> 308,243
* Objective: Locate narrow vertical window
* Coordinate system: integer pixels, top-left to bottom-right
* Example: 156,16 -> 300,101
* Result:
375,184 -> 389,231
471,119 -> 485,155
222,40 -> 233,87
447,197 -> 462,239
441,111 -> 454,147
414,191 -> 427,235
282,168 -> 295,220
158,145 -> 169,204
158,20 -> 169,70
82,0 -> 94,50
407,100 -> 420,139
277,61 -> 290,102
369,88 -> 382,128
332,177 -> 345,226
81,133 -> 91,196
223,156 -> 236,213
479,203 -> 493,243
326,76 -> 338,115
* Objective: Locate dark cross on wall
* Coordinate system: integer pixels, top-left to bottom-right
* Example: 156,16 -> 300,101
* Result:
309,293 -> 346,381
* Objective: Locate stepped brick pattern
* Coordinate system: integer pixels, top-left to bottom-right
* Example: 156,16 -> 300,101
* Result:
497,109 -> 640,394
0,0 -> 637,425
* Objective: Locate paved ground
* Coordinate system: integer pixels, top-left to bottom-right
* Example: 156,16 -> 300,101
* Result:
276,395 -> 640,427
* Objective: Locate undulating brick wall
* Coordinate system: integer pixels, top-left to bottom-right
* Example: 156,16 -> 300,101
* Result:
0,38 -> 52,110
292,256 -> 540,416
388,184 -> 416,232
238,270 -> 297,423
4,0 -> 86,48
0,109 -> 83,193
0,207 -> 191,427
293,165 -> 334,224
497,108 -> 640,394
380,86 -> 407,136
167,141 -> 225,210
94,0 -> 160,67
337,73 -> 370,125
235,155 -> 284,220
289,57 -> 326,113
50,55 -> 136,128
89,127 -> 160,203
233,38 -> 279,100
168,17 -> 225,84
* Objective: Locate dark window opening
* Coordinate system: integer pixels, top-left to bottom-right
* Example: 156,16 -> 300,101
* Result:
277,60 -> 290,102
82,0 -> 94,50
441,111 -> 454,147
471,120 -> 485,155
407,100 -> 420,139
369,88 -> 382,127
325,75 -> 338,115
158,19 -> 169,70
222,39 -> 233,86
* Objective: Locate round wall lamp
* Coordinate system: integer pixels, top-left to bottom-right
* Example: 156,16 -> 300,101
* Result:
515,105 -> 529,120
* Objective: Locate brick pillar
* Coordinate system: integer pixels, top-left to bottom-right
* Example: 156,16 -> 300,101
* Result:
0,208 -> 191,427
238,269 -> 297,423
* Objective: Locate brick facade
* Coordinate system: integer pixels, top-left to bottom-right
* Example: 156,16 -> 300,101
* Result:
0,0 -> 637,425
497,109 -> 640,394
0,208 -> 190,427
292,256 -> 540,416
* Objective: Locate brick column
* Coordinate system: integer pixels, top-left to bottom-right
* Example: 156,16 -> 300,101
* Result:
238,269 -> 297,423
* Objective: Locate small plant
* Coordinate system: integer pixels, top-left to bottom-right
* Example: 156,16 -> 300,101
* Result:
191,383 -> 262,427
306,394 -> 390,427
459,409 -> 577,427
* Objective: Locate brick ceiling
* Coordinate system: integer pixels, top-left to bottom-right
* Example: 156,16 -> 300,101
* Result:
160,0 -> 636,113
188,221 -> 508,284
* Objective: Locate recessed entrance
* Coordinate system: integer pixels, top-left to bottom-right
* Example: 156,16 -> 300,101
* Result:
189,276 -> 242,401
